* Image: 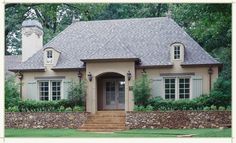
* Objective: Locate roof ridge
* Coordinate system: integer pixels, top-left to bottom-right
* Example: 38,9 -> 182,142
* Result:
73,17 -> 169,24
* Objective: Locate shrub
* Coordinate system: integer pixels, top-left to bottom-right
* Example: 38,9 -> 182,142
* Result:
218,106 -> 226,111
6,106 -> 19,112
67,80 -> 86,110
18,100 -> 61,112
133,73 -> 151,106
226,106 -> 231,111
145,105 -> 154,111
203,106 -> 210,111
210,105 -> 217,110
5,76 -> 20,109
134,105 -> 146,111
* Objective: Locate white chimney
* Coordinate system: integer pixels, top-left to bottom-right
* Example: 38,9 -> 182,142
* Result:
21,19 -> 43,62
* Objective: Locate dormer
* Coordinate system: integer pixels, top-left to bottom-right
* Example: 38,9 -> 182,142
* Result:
43,47 -> 61,67
170,42 -> 185,63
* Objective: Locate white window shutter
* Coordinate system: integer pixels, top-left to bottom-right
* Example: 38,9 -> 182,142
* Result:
63,80 -> 72,99
191,76 -> 203,99
27,81 -> 37,100
151,77 -> 164,98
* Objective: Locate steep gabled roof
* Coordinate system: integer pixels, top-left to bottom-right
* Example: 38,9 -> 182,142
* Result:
5,55 -> 22,74
10,17 -> 220,71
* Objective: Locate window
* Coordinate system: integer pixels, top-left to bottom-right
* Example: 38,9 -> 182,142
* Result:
39,80 -> 61,101
39,81 -> 49,100
52,81 -> 61,100
164,78 -> 175,99
164,77 -> 190,100
47,50 -> 53,58
46,50 -> 53,64
174,45 -> 180,59
179,78 -> 190,99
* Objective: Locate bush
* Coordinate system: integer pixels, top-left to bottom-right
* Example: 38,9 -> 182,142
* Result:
133,73 -> 151,106
5,76 -> 20,109
18,100 -> 61,112
203,106 -> 210,111
6,106 -> 19,112
67,80 -> 86,110
17,100 -> 85,112
218,106 -> 226,111
134,105 -> 154,112
210,105 -> 217,110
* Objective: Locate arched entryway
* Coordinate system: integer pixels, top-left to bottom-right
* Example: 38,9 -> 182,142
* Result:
96,72 -> 125,111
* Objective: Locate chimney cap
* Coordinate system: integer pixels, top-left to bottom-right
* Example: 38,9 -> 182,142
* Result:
22,19 -> 43,30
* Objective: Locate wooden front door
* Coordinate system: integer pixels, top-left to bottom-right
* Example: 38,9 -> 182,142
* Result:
103,79 -> 125,110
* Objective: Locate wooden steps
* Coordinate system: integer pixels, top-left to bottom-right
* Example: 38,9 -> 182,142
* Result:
79,111 -> 127,132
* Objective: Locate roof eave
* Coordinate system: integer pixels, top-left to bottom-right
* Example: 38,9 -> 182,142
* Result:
181,63 -> 223,68
9,68 -> 45,72
80,58 -> 140,62
51,67 -> 86,71
136,65 -> 173,69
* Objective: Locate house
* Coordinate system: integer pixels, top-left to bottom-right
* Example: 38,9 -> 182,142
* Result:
9,17 -> 221,113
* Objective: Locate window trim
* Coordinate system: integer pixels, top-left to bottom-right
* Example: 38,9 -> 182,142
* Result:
174,45 -> 180,60
46,50 -> 53,64
38,80 -> 62,101
163,76 -> 191,100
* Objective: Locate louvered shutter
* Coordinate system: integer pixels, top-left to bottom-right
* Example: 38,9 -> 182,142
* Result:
191,76 -> 203,99
27,81 -> 37,100
151,77 -> 164,98
63,80 -> 72,99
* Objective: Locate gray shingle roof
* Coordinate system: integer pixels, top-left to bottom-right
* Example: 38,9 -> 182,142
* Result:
11,17 -> 220,71
5,55 -> 22,74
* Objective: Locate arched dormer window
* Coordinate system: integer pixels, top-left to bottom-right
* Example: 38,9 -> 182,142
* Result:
46,50 -> 53,64
43,47 -> 61,66
170,42 -> 185,62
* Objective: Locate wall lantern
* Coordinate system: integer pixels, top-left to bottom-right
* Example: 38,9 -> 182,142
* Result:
77,71 -> 82,79
127,71 -> 132,81
16,72 -> 23,80
208,67 -> 213,75
88,72 -> 93,82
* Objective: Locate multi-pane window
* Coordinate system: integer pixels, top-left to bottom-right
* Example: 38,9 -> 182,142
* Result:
174,45 -> 180,59
164,77 -> 190,100
39,81 -> 49,101
164,78 -> 176,99
47,50 -> 53,58
52,81 -> 61,100
39,80 -> 61,101
179,78 -> 190,99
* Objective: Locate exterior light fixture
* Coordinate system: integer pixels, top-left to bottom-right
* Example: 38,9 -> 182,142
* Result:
208,67 -> 213,75
77,70 -> 82,79
88,72 -> 93,82
127,71 -> 132,81
16,72 -> 23,80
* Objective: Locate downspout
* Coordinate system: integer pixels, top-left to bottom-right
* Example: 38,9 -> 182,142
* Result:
208,67 -> 213,92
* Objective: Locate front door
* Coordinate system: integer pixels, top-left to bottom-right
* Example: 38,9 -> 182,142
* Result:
103,79 -> 125,110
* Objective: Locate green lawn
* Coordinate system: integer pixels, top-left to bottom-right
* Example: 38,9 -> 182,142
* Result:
5,128 -> 231,137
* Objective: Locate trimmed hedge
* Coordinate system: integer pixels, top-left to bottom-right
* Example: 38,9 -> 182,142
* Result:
146,93 -> 231,111
18,99 -> 84,112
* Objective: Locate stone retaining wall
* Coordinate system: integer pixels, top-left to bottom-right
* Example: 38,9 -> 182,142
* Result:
126,111 -> 231,129
5,112 -> 89,129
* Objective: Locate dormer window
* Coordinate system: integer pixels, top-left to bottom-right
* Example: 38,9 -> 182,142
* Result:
170,42 -> 185,62
46,50 -> 53,64
174,45 -> 180,59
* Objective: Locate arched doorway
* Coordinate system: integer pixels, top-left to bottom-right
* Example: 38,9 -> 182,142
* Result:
97,72 -> 125,111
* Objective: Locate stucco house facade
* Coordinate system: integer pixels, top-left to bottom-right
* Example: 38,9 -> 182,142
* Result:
9,17 -> 221,114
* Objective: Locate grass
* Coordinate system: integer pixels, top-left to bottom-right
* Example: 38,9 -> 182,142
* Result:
5,128 -> 231,137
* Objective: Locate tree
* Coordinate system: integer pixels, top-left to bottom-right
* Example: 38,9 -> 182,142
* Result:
67,80 -> 86,110
133,73 -> 151,106
5,76 -> 20,109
